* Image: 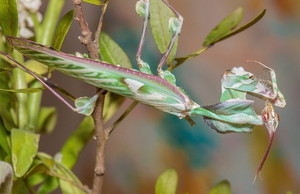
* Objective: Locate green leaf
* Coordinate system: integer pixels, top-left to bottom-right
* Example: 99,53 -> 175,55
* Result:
204,8 -> 266,46
82,0 -> 102,5
0,161 -> 13,194
0,0 -> 18,36
103,92 -> 125,122
150,0 -> 178,65
0,71 -> 17,130
23,60 -> 48,83
36,153 -> 86,194
11,129 -> 40,177
37,176 -> 59,194
52,10 -> 75,50
209,180 -> 231,194
155,169 -> 178,194
37,107 -> 57,133
203,7 -> 243,47
60,116 -> 94,169
0,87 -> 44,93
0,119 -> 10,154
11,178 -> 27,194
56,162 -> 86,194
99,32 -> 132,69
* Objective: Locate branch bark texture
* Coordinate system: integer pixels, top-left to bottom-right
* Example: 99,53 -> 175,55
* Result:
71,0 -> 107,193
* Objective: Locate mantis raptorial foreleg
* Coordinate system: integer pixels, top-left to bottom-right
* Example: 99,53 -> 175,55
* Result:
136,0 -> 183,79
253,100 -> 279,183
246,60 -> 286,107
221,61 -> 286,108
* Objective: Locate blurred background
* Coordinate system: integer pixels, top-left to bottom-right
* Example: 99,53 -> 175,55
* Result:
38,0 -> 299,193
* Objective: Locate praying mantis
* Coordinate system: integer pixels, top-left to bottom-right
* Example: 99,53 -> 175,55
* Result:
0,0 -> 286,181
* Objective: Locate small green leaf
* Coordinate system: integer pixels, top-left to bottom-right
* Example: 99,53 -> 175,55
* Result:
99,32 -> 132,69
82,0 -> 102,5
204,8 -> 266,46
0,161 -> 13,194
203,7 -> 243,47
52,10 -> 75,50
155,169 -> 178,194
209,180 -> 231,194
37,107 -> 57,133
150,0 -> 178,65
0,87 -> 44,93
0,0 -> 18,36
60,116 -> 94,169
11,129 -> 40,177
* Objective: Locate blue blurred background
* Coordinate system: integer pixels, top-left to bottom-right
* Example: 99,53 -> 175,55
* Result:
39,0 -> 300,193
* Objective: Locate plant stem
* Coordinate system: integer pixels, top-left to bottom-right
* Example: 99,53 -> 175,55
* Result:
12,51 -> 28,129
72,1 -> 108,193
91,92 -> 106,194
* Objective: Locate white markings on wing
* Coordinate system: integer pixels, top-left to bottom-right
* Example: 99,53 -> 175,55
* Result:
124,78 -> 144,92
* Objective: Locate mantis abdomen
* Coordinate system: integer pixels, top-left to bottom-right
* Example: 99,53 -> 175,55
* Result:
8,36 -> 195,117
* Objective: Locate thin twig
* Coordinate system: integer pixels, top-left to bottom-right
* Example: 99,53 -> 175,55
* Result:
105,101 -> 139,136
47,170 -> 92,194
95,0 -> 110,44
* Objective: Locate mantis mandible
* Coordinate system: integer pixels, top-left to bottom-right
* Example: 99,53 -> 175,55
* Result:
0,0 -> 286,180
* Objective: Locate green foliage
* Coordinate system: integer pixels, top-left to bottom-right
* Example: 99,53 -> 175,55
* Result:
203,8 -> 266,46
155,169 -> 178,194
11,129 -> 40,177
209,180 -> 231,194
203,7 -> 243,47
99,32 -> 132,69
0,0 -> 18,36
60,116 -> 94,169
52,10 -> 75,50
37,107 -> 57,133
150,0 -> 178,65
83,0 -> 103,6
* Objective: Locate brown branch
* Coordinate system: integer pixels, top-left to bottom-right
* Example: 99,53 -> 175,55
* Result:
71,1 -> 109,194
91,91 -> 107,194
72,0 -> 99,59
